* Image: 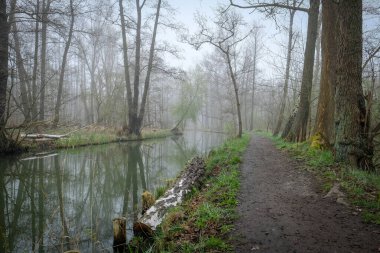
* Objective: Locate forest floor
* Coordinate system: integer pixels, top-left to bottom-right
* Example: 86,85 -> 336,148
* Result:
232,135 -> 380,253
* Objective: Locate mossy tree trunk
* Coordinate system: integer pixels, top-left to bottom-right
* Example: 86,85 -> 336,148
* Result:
334,0 -> 373,170
313,0 -> 338,146
285,0 -> 320,142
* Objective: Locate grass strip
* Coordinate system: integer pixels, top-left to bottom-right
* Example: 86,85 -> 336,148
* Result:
131,133 -> 251,253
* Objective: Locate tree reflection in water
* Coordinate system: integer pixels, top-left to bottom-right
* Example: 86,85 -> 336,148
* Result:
0,131 -> 225,252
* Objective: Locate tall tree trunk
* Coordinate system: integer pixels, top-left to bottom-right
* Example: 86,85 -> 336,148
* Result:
313,0 -> 338,146
249,32 -> 258,131
31,0 -> 39,120
273,9 -> 295,136
53,0 -> 74,127
11,0 -> 32,122
118,0 -> 132,128
227,52 -> 243,138
138,0 -> 162,132
334,0 -> 373,170
39,0 -> 49,121
285,0 -> 320,142
0,0 -> 8,131
119,0 -> 162,137
128,0 -> 143,136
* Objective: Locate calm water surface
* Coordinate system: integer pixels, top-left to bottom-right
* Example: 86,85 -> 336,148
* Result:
0,131 -> 226,252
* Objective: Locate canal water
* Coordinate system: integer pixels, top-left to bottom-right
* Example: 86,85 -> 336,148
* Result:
0,131 -> 226,252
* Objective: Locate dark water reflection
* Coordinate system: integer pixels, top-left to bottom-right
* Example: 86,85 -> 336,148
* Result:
0,131 -> 226,253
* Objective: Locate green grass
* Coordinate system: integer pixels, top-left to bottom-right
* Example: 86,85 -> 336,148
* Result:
143,133 -> 251,252
154,185 -> 167,199
257,131 -> 380,225
193,203 -> 224,229
55,131 -> 117,148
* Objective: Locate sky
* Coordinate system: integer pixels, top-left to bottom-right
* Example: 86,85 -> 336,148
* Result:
163,0 -> 310,78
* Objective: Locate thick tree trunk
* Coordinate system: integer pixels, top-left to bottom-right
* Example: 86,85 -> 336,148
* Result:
133,157 -> 205,236
285,0 -> 320,142
313,0 -> 338,146
53,0 -> 74,127
334,0 -> 373,170
0,0 -> 8,129
273,9 -> 295,136
127,0 -> 143,136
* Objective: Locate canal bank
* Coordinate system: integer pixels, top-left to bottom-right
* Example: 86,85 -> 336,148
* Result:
128,133 -> 251,252
0,131 -> 226,252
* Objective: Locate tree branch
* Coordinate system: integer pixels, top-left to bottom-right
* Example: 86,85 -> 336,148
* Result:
229,0 -> 309,13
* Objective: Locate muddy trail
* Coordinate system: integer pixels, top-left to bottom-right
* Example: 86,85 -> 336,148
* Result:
232,135 -> 380,253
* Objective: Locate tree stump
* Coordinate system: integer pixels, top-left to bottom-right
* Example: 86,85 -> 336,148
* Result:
112,217 -> 127,252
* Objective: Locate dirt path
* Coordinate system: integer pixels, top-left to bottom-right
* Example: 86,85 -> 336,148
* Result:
232,135 -> 380,253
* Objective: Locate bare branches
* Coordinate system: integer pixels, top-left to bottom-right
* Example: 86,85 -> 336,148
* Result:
188,9 -> 251,56
363,45 -> 380,70
228,0 -> 309,13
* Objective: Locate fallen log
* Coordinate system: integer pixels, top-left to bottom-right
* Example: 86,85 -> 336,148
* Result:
133,156 -> 205,237
22,133 -> 68,139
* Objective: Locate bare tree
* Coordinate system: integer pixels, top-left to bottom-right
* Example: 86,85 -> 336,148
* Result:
229,0 -> 321,142
284,0 -> 320,142
0,0 -> 9,149
273,1 -> 297,136
119,0 -> 163,136
38,0 -> 51,121
190,9 -> 251,137
10,0 -> 32,123
53,0 -> 75,127
31,0 -> 39,120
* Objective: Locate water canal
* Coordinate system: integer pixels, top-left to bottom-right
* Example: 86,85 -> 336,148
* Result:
0,131 -> 226,252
